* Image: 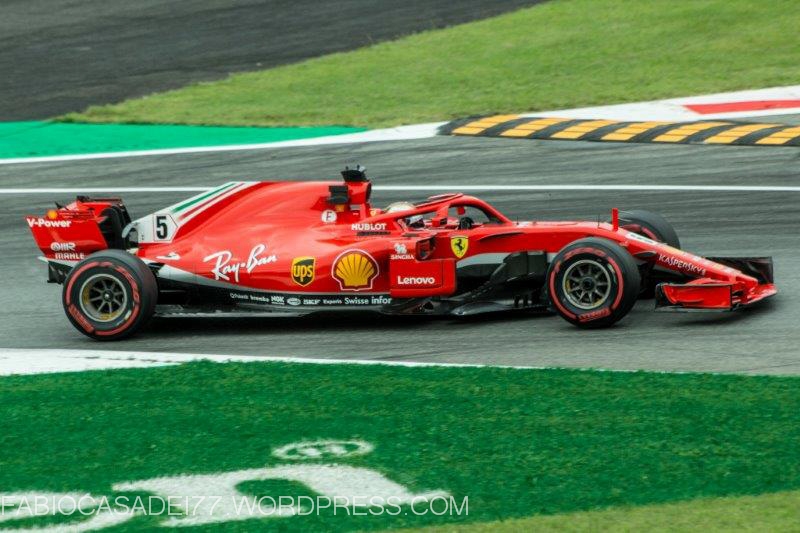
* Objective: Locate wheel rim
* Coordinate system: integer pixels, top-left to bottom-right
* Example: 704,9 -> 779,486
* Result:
561,259 -> 612,310
79,274 -> 128,322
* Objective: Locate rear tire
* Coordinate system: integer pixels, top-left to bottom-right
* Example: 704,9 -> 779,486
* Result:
547,238 -> 640,328
62,250 -> 157,340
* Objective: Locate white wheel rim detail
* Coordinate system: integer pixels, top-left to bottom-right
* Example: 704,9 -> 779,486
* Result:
79,274 -> 128,322
561,259 -> 612,310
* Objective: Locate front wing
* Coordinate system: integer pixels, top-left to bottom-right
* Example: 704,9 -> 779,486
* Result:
655,256 -> 776,312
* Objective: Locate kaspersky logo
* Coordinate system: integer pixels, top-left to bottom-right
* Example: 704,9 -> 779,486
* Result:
332,250 -> 379,291
291,257 -> 315,287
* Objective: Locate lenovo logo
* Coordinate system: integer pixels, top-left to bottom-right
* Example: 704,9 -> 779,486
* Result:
395,276 -> 437,286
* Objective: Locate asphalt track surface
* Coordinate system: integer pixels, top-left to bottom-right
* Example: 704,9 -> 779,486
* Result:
0,0 -> 542,121
1,137 -> 799,374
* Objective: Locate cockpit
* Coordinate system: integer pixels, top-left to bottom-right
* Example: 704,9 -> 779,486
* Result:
329,165 -> 510,232
375,197 -> 507,232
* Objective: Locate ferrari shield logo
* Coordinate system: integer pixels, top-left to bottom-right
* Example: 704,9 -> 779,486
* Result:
450,236 -> 469,259
291,257 -> 315,286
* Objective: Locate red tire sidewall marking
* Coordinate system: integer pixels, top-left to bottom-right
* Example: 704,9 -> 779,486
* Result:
639,227 -> 658,241
606,256 -> 624,309
621,223 -> 642,234
622,223 -> 659,242
563,247 -> 607,262
95,264 -> 142,337
549,267 -> 576,320
67,304 -> 95,334
64,261 -> 102,306
66,260 -> 143,336
551,245 -> 624,322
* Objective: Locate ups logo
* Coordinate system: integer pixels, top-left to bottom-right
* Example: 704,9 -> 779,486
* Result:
291,257 -> 315,286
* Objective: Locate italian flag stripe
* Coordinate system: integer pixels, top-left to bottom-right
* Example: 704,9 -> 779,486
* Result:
170,182 -> 238,214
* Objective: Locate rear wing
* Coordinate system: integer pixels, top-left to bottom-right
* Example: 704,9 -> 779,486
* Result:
26,195 -> 131,266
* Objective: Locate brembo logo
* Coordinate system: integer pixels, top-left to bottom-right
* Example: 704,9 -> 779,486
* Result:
27,217 -> 72,228
396,276 -> 437,286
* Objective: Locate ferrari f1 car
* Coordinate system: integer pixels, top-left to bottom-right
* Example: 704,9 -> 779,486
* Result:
26,166 -> 776,340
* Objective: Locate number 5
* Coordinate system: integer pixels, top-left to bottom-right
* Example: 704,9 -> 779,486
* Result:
155,215 -> 168,239
152,214 -> 176,242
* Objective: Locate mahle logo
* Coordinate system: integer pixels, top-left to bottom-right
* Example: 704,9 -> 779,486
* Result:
291,257 -> 315,287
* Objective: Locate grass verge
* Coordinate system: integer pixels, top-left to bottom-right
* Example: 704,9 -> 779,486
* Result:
1,361 -> 800,530
0,122 -> 365,159
408,490 -> 800,532
64,0 -> 800,128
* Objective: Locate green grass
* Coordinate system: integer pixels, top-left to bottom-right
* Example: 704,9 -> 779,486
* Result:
408,490 -> 800,532
2,361 -> 800,530
64,0 -> 800,128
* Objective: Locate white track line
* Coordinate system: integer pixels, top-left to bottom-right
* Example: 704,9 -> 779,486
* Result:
0,187 -> 210,194
1,348 -> 703,377
0,348 -> 540,376
1,184 -> 800,194
378,185 -> 800,192
0,349 -> 745,377
0,123 -> 443,166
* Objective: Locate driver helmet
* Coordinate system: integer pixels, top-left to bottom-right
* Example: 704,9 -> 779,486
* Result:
385,201 -> 415,213
385,202 -> 424,228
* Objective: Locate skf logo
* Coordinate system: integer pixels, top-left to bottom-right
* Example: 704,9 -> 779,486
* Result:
332,250 -> 378,291
450,236 -> 469,259
291,257 -> 316,287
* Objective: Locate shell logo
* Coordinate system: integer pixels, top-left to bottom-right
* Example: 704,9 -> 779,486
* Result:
332,249 -> 379,291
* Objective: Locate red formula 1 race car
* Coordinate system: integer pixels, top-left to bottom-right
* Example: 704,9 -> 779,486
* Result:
26,166 -> 776,340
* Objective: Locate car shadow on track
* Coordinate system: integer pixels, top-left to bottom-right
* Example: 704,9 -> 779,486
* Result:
143,309 -> 549,338
660,297 -> 780,327
141,297 -> 780,338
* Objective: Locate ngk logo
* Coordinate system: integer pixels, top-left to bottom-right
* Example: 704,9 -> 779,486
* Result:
50,242 -> 77,252
26,217 -> 72,228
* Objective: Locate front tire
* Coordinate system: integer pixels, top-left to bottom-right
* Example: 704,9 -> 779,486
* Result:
617,209 -> 680,249
547,238 -> 640,328
62,250 -> 157,340
616,210 -> 680,297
